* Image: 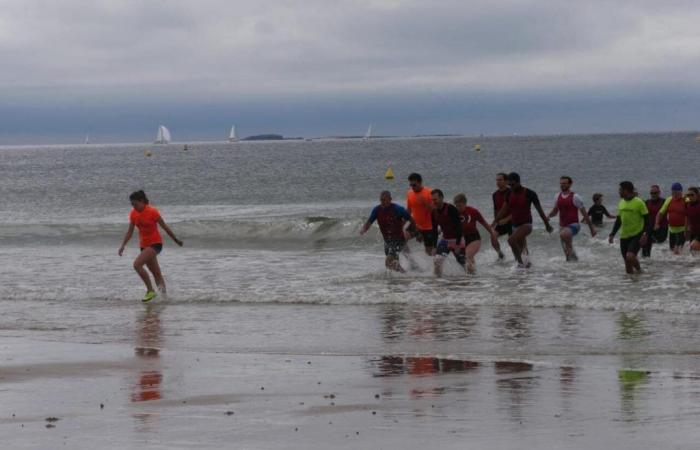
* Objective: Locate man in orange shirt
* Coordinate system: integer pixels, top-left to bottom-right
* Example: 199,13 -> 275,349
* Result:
406,173 -> 435,255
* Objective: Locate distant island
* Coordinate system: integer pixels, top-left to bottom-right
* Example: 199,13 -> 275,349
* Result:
243,134 -> 285,141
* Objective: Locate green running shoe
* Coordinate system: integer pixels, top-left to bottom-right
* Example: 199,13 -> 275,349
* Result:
142,291 -> 157,303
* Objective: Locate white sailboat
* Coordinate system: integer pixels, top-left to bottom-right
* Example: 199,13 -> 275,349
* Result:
228,125 -> 238,142
84,134 -> 90,145
363,124 -> 373,140
155,125 -> 171,144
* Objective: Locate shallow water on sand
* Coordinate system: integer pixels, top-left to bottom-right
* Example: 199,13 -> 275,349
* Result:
2,133 -> 700,448
2,303 -> 700,449
1,133 -> 699,313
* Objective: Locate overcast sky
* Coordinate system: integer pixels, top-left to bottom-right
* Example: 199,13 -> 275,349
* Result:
1,0 -> 699,143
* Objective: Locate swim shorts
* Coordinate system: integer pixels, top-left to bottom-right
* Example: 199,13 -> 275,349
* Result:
620,233 -> 643,258
384,239 -> 406,258
140,243 -> 163,254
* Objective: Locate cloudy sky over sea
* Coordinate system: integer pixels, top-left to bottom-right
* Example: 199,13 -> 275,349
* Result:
1,0 -> 699,143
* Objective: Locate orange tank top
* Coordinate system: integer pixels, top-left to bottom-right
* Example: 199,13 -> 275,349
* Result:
407,187 -> 433,231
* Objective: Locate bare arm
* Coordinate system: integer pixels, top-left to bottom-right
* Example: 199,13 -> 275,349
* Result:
580,206 -> 596,236
360,221 -> 372,235
532,197 -> 552,232
118,223 -> 135,256
494,202 -> 510,225
602,206 -> 616,219
548,205 -> 559,219
157,217 -> 183,246
477,214 -> 498,238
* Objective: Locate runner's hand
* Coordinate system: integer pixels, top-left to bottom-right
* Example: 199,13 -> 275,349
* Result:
608,235 -> 614,244
545,222 -> 553,233
118,246 -> 124,256
590,227 -> 597,238
175,238 -> 184,247
639,234 -> 648,247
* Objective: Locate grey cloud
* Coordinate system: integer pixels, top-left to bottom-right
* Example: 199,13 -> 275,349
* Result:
1,0 -> 699,98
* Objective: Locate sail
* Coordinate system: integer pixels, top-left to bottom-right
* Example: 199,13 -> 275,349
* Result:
84,134 -> 90,145
229,125 -> 238,142
364,124 -> 373,140
155,125 -> 171,144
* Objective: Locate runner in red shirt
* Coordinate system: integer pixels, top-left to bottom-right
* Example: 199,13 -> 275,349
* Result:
453,193 -> 499,274
430,189 -> 464,276
548,176 -> 596,261
495,172 -> 553,267
118,190 -> 183,302
685,187 -> 700,254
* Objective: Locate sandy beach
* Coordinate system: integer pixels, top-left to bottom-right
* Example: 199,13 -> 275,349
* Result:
2,302 -> 700,449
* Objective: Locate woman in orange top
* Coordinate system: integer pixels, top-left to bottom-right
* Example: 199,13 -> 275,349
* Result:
118,190 -> 183,302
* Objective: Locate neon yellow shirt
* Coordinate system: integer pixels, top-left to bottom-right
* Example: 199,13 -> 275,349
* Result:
618,197 -> 648,239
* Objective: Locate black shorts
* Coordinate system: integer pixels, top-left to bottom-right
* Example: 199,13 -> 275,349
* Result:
669,231 -> 685,249
384,240 -> 406,258
140,243 -> 163,254
620,233 -> 643,258
436,240 -> 466,265
463,232 -> 481,245
652,227 -> 668,244
418,229 -> 437,248
495,223 -> 512,236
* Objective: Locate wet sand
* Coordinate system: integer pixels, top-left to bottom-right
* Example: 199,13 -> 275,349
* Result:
2,303 -> 700,449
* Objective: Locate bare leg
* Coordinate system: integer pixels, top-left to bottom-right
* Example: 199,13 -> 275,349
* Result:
625,253 -> 641,274
385,255 -> 405,273
145,256 -> 166,293
401,246 -> 419,270
133,248 -> 157,292
433,255 -> 445,277
490,235 -> 504,259
691,240 -> 700,255
465,240 -> 481,274
508,225 -> 532,265
559,228 -> 575,261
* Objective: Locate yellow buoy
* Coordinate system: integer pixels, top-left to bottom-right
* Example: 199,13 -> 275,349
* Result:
384,167 -> 395,180
474,144 -> 481,152
145,149 -> 152,157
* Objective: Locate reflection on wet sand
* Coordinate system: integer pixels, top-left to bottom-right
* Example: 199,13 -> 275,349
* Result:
374,356 -> 479,378
617,312 -> 650,340
373,355 -> 480,399
616,313 -> 652,423
131,304 -> 165,430
379,304 -> 479,342
492,306 -> 532,341
494,361 -> 538,422
618,368 -> 650,422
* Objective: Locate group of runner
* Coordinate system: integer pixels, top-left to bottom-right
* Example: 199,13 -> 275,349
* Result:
361,172 -> 700,276
116,175 -> 700,302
